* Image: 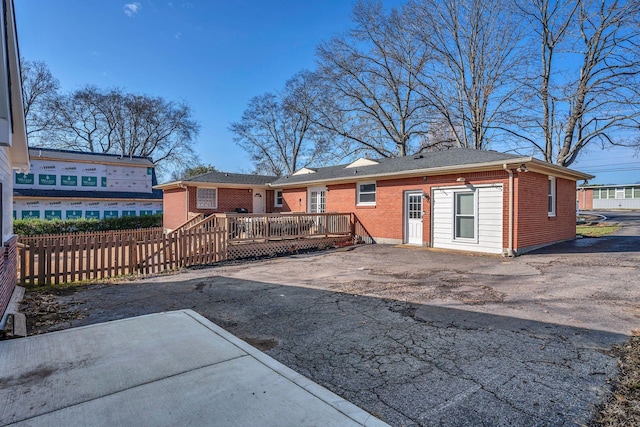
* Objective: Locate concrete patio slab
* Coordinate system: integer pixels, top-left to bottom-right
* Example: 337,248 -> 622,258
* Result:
0,310 -> 387,427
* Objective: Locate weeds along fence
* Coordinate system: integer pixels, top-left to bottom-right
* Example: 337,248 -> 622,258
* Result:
18,227 -> 227,286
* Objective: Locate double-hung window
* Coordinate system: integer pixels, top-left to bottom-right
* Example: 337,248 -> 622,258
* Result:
454,191 -> 476,240
548,177 -> 556,217
357,182 -> 376,205
274,189 -> 283,207
196,188 -> 217,209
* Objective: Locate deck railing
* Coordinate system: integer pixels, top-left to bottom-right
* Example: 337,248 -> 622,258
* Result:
213,213 -> 352,242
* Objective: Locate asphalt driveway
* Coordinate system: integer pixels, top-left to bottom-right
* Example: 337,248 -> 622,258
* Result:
21,220 -> 640,426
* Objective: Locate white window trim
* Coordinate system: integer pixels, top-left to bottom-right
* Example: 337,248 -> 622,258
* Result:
196,187 -> 218,209
548,176 -> 556,217
307,186 -> 326,213
274,189 -> 283,207
452,189 -> 479,243
356,181 -> 376,206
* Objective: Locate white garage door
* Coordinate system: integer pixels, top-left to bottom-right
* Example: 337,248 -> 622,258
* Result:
432,185 -> 503,254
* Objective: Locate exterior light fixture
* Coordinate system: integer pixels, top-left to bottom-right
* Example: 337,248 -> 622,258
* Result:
516,164 -> 529,173
456,177 -> 466,182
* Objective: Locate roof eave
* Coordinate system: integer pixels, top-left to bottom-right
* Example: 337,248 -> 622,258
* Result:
154,181 -> 271,191
271,157 -> 535,188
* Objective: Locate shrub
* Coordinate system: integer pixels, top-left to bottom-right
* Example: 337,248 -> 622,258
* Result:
14,214 -> 163,236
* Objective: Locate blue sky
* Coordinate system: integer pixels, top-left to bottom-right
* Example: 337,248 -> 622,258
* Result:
14,1 -> 640,184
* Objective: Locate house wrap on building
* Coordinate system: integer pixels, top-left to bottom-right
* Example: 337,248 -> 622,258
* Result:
14,148 -> 163,220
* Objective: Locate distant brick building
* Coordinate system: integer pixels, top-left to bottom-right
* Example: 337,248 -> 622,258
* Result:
577,185 -> 640,210
13,148 -> 163,220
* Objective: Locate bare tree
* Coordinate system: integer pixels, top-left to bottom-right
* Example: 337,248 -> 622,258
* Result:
47,86 -> 199,173
516,0 -> 640,167
20,58 -> 60,140
230,71 -> 335,176
170,164 -> 217,181
314,0 -> 432,158
409,0 -> 528,150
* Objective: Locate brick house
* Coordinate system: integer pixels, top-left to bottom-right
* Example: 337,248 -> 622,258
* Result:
577,185 -> 640,211
157,149 -> 592,255
0,0 -> 30,323
270,149 -> 592,255
156,171 -> 277,232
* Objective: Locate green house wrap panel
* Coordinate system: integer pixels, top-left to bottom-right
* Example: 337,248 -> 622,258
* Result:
82,176 -> 98,187
61,175 -> 78,186
39,174 -> 57,185
45,210 -> 62,220
85,211 -> 100,219
15,173 -> 34,185
66,210 -> 82,219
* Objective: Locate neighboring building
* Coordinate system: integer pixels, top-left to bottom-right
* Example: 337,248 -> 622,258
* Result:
577,185 -> 640,211
155,171 -> 277,232
13,148 -> 163,220
158,149 -> 592,255
269,149 -> 592,255
1,0 -> 30,322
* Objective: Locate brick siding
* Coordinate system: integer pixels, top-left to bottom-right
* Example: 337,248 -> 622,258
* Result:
577,188 -> 593,210
514,172 -> 577,250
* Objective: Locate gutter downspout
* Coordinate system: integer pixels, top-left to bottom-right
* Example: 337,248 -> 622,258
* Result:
503,164 -> 516,257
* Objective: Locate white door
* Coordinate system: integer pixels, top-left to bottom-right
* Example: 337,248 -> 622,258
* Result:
405,192 -> 423,245
253,190 -> 265,213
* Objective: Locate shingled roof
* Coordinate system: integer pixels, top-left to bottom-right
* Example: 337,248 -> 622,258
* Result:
271,148 -> 594,186
29,147 -> 155,167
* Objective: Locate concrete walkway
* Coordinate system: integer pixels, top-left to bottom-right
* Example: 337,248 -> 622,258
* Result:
0,310 -> 387,426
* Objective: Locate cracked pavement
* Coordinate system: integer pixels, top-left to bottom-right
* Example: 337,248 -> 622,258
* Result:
24,221 -> 640,426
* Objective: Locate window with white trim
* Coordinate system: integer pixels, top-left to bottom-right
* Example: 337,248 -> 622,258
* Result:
196,188 -> 217,209
548,177 -> 556,216
357,182 -> 376,205
274,189 -> 283,207
308,187 -> 326,213
454,191 -> 476,240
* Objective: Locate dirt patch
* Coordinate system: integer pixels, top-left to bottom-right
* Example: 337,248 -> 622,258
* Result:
20,292 -> 87,335
241,337 -> 278,351
592,334 -> 640,427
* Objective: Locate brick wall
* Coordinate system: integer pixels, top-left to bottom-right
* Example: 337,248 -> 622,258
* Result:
284,171 -> 510,246
577,188 -> 593,210
0,235 -> 17,318
514,172 -> 576,251
163,188 -> 187,231
282,188 -> 307,213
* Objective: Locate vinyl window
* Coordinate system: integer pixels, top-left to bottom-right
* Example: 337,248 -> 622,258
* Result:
454,191 -> 476,240
274,189 -> 283,207
357,182 -> 376,205
548,177 -> 556,217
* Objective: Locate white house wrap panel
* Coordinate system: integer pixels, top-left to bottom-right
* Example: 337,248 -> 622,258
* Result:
432,184 -> 503,254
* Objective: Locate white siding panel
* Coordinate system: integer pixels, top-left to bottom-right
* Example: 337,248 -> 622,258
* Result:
432,185 -> 503,254
0,147 -> 12,241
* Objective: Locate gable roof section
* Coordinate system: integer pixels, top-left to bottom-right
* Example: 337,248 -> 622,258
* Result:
29,147 -> 155,167
155,171 -> 278,190
272,148 -> 593,187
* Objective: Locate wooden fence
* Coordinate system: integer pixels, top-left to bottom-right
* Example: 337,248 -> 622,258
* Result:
18,212 -> 360,286
18,227 -> 227,286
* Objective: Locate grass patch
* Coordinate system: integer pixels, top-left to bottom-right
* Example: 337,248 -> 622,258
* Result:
592,334 -> 640,426
577,225 -> 620,238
